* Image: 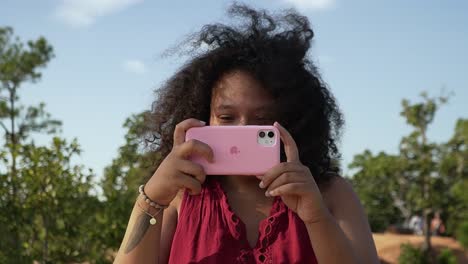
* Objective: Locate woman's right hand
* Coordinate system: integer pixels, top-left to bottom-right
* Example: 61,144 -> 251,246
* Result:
143,118 -> 214,206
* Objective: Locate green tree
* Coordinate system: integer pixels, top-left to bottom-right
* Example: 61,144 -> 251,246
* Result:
440,119 -> 468,237
0,26 -> 104,263
399,92 -> 449,252
19,138 -> 100,263
349,151 -> 406,232
0,25 -> 57,262
350,92 -> 467,256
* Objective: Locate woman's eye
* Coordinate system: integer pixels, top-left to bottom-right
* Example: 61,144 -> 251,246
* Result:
219,115 -> 234,121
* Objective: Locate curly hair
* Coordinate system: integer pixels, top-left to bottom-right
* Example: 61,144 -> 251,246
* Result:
144,3 -> 344,187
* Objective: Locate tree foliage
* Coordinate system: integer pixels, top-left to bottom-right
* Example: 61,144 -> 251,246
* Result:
98,113 -> 161,254
0,26 -> 103,263
350,92 -> 467,253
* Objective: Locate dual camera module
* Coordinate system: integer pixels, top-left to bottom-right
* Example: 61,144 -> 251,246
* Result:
259,131 -> 275,138
257,129 -> 276,147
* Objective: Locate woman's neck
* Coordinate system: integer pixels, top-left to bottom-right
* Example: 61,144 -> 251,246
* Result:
218,175 -> 270,201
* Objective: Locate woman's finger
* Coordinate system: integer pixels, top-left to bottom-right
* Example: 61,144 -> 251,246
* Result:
176,159 -> 207,183
176,139 -> 214,163
259,162 -> 301,189
268,182 -> 308,197
175,173 -> 203,195
173,118 -> 206,147
274,122 -> 300,163
264,172 -> 305,196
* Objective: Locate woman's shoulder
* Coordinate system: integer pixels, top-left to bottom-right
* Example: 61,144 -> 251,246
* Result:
321,175 -> 359,215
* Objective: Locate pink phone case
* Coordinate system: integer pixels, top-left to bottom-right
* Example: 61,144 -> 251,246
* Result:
185,125 -> 280,175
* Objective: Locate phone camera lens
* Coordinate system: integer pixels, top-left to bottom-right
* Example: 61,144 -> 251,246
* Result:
268,131 -> 274,138
259,131 -> 266,138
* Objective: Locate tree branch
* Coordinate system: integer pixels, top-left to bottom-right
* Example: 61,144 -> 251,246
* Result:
390,191 -> 411,219
0,121 -> 9,135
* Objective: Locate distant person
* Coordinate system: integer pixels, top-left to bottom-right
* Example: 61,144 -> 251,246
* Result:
114,3 -> 379,264
431,211 -> 445,236
409,213 -> 423,235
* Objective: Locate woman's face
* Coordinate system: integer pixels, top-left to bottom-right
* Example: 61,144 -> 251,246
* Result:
209,70 -> 275,126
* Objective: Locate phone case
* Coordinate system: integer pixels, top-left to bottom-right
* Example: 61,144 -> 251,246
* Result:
185,125 -> 280,175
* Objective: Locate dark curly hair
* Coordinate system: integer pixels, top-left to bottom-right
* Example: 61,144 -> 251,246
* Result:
144,3 -> 344,187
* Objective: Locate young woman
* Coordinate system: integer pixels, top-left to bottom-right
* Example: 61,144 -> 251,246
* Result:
115,4 -> 379,264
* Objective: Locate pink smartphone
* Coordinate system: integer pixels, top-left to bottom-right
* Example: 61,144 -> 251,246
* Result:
185,125 -> 280,175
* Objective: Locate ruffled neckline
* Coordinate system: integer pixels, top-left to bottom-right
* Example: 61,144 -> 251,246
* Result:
209,177 -> 288,250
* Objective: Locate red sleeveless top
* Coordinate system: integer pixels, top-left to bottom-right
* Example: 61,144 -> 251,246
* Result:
168,178 -> 318,264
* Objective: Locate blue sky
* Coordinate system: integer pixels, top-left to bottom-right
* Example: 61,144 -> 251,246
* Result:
1,0 -> 467,179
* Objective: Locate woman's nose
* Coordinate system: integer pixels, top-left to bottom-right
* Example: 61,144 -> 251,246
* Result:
237,118 -> 251,126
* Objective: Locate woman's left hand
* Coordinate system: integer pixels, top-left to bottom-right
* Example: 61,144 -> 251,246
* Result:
257,122 -> 329,224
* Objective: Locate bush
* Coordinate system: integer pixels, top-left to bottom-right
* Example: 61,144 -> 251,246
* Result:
398,243 -> 428,264
436,248 -> 457,264
456,221 -> 468,249
398,244 -> 458,264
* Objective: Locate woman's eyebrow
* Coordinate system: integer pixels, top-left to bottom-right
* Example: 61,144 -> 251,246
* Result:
254,105 -> 275,112
215,104 -> 236,111
214,103 -> 274,112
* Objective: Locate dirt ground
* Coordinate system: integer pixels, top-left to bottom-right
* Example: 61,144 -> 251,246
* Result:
373,233 -> 468,264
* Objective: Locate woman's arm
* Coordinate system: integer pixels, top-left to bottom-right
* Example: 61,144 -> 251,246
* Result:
113,195 -> 178,264
114,118 -> 211,263
307,176 -> 379,264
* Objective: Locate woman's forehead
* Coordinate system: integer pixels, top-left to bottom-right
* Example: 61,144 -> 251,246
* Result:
211,71 -> 273,107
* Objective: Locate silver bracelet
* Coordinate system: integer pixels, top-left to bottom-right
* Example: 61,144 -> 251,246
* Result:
138,184 -> 169,210
136,200 -> 162,225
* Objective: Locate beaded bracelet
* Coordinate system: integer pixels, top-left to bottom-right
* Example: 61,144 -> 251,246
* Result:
138,184 -> 169,210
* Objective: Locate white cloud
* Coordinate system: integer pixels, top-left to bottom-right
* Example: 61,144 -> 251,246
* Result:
282,0 -> 335,10
55,0 -> 143,27
123,60 -> 147,74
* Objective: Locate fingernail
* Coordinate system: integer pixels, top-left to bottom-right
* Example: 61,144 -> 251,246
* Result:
259,181 -> 265,188
200,120 -> 206,125
265,190 -> 270,197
